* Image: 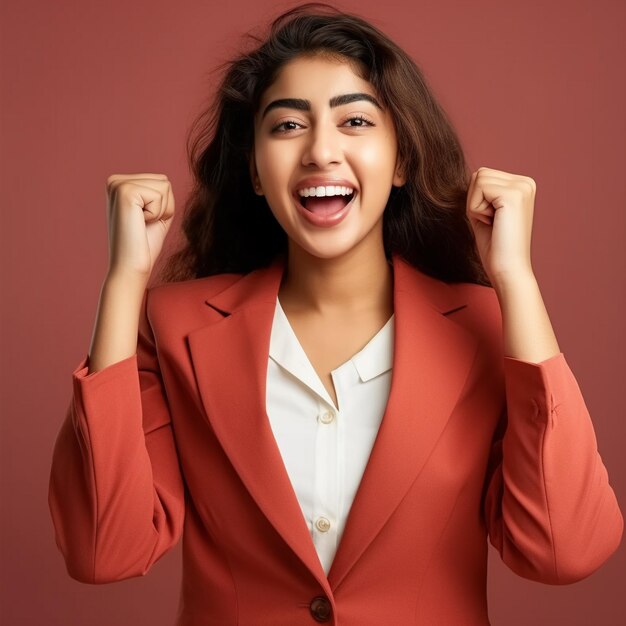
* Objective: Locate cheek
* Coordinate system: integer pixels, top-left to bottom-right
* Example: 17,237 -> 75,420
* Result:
356,141 -> 396,171
257,143 -> 294,178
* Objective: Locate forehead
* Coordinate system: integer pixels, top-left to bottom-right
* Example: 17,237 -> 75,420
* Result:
258,55 -> 376,110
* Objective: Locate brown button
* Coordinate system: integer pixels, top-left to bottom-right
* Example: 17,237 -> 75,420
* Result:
309,596 -> 332,622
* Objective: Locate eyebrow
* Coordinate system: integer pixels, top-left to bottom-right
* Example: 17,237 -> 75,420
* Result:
260,92 -> 383,119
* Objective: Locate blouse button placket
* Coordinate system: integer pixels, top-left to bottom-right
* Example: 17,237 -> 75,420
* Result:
313,399 -> 340,571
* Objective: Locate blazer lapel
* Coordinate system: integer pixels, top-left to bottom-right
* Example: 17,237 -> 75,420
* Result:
186,252 -> 479,592
327,256 -> 479,589
186,254 -> 332,591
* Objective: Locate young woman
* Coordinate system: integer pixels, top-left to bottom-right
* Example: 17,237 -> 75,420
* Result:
48,3 -> 623,624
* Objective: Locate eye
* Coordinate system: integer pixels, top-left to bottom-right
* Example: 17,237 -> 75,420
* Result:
343,114 -> 375,128
270,119 -> 302,133
269,114 -> 376,134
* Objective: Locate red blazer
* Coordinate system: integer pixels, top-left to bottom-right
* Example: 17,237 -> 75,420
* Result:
48,252 -> 623,625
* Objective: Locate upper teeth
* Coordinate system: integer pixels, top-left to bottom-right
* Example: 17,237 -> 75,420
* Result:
298,185 -> 354,198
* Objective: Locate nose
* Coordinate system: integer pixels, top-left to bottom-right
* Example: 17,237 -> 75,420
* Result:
301,119 -> 343,168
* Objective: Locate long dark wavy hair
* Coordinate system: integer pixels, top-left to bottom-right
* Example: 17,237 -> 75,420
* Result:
157,2 -> 491,287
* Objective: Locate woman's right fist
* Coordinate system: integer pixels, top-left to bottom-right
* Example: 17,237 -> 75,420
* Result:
105,173 -> 175,280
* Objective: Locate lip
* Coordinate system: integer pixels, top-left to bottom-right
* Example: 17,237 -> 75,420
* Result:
293,188 -> 357,228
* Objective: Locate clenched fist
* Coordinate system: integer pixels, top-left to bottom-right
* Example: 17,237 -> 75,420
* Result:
105,173 -> 175,280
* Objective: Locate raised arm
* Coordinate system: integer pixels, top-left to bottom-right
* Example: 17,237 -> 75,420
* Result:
48,173 -> 184,583
464,161 -> 626,582
482,273 -> 623,583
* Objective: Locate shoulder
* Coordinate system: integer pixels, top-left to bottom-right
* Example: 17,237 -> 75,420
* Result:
452,281 -> 501,321
398,257 -> 501,331
444,281 -> 504,353
144,272 -> 245,329
148,272 -> 244,303
396,256 -> 503,348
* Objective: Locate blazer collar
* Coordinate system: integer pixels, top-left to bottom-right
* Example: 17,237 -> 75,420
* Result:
204,251 -> 466,317
186,252 -> 478,595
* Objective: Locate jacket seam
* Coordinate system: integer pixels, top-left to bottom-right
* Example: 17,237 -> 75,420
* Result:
413,484 -> 465,622
78,394 -> 99,583
216,529 -> 240,624
539,400 -> 559,581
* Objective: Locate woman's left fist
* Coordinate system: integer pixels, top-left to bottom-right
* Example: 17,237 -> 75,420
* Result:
466,166 -> 536,284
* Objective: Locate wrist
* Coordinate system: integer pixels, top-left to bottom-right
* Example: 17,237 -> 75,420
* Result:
490,266 -> 537,294
104,269 -> 150,292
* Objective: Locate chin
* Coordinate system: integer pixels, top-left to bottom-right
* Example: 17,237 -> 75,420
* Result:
289,232 -> 374,262
281,208 -> 385,261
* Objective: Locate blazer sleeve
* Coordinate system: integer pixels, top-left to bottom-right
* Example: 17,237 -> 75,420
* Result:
482,351 -> 623,584
48,287 -> 185,584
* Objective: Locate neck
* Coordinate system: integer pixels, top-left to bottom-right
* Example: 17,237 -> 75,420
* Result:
279,242 -> 394,317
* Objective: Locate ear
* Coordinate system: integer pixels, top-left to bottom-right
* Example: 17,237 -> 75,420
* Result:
248,149 -> 263,195
392,153 -> 406,187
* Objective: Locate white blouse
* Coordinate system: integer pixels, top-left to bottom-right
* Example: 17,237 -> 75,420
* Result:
265,296 -> 394,575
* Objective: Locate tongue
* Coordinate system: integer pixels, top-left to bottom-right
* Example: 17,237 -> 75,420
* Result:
305,196 -> 347,215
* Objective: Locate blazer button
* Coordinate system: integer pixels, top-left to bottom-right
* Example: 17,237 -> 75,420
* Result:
309,596 -> 332,622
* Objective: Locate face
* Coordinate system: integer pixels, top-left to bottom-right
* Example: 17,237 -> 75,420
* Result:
250,54 -> 405,261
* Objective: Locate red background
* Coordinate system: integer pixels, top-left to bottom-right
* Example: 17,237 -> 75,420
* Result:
1,0 -> 624,624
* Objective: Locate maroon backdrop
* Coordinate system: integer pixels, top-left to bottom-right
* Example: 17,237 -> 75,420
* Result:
1,0 -> 624,624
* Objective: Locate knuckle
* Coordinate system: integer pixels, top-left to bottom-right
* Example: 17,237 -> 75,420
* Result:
520,176 -> 536,193
115,181 -> 133,198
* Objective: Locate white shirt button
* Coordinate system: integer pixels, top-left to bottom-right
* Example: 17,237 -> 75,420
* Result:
315,516 -> 331,532
319,409 -> 335,424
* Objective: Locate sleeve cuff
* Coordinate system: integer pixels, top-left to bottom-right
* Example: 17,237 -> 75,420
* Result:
72,353 -> 138,384
502,352 -> 582,421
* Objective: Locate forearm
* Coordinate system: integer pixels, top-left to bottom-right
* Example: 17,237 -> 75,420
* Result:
50,357 -> 184,583
486,271 -> 624,582
88,272 -> 148,373
488,351 -> 624,583
492,270 -> 560,363
50,287 -> 185,583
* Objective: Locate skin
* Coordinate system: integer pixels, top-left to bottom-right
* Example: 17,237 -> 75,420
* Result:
249,54 -> 406,406
465,167 -> 560,363
88,57 -> 560,390
88,174 -> 175,374
247,55 -> 561,407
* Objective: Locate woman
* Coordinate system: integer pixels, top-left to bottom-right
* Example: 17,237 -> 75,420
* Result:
48,3 -> 623,624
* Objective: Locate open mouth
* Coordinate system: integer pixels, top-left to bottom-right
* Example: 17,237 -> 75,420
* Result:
296,191 -> 356,212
